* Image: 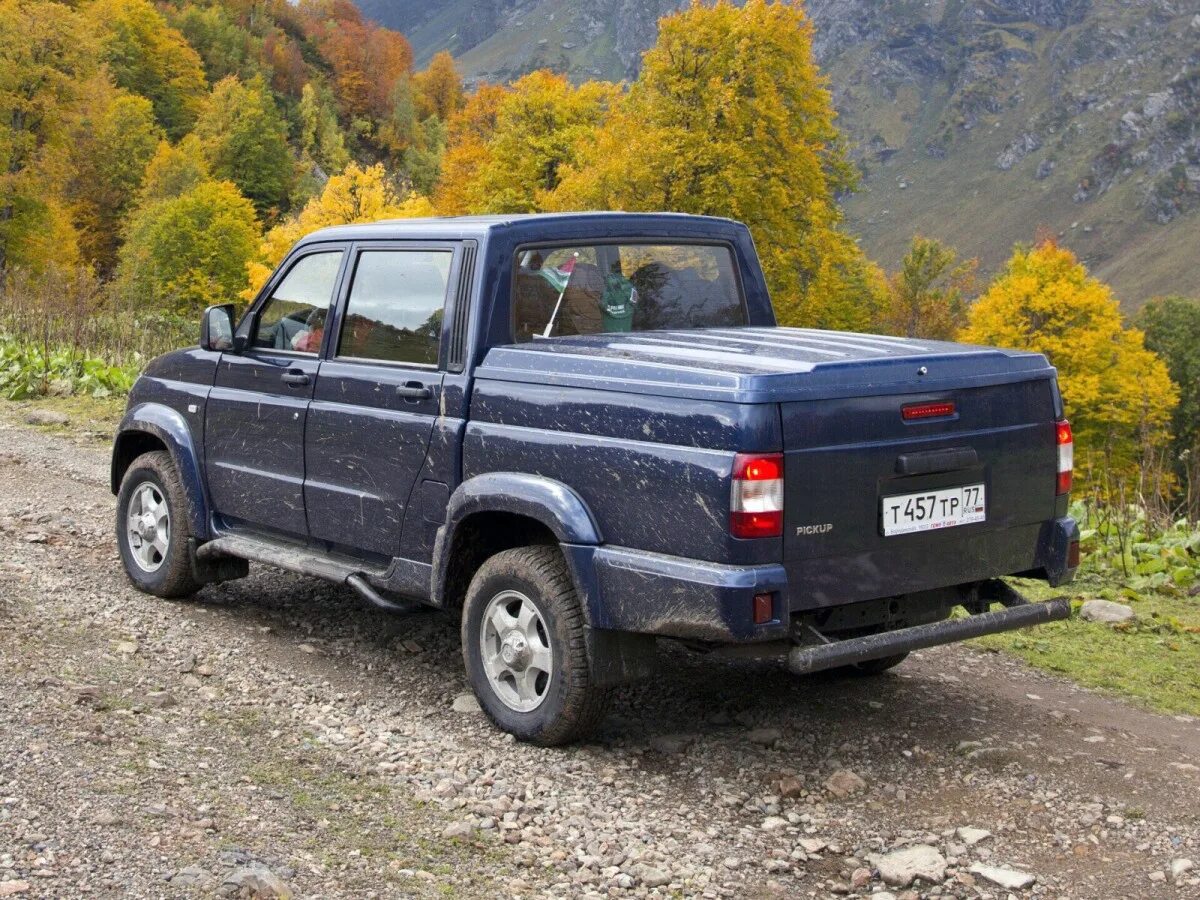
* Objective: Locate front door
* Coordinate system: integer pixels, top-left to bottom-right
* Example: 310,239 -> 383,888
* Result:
205,247 -> 347,538
304,246 -> 454,559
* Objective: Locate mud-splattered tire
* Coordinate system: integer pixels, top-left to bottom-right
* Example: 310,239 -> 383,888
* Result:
116,451 -> 202,599
462,545 -> 612,746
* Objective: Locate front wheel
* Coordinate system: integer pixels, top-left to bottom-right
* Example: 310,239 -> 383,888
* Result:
462,546 -> 612,746
116,451 -> 202,599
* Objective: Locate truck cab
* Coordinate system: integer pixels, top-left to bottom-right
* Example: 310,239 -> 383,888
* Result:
112,213 -> 1078,745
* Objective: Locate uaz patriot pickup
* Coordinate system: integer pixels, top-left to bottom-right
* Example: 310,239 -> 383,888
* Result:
112,213 -> 1078,745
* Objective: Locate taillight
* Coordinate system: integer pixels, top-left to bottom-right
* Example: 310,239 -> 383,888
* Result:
731,452 -> 784,539
902,400 -> 956,421
1056,419 -> 1073,495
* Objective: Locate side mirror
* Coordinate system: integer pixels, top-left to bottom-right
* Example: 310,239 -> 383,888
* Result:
200,304 -> 236,352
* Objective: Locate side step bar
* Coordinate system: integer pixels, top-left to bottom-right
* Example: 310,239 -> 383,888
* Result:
197,535 -> 420,613
788,585 -> 1071,675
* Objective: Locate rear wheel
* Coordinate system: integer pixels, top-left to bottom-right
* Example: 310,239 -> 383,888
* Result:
116,451 -> 202,599
462,545 -> 612,746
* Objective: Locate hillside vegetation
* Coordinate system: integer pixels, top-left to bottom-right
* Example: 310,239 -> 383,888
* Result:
360,0 -> 1200,307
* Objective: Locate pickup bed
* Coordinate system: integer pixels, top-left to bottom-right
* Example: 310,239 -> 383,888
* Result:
112,212 -> 1078,744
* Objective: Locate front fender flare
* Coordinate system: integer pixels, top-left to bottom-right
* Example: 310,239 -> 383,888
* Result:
113,403 -> 209,540
431,472 -> 601,605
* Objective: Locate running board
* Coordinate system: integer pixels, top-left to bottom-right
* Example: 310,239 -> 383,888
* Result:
197,535 -> 420,613
787,587 -> 1071,675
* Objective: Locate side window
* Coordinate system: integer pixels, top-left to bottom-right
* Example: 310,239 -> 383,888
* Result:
336,250 -> 452,366
252,251 -> 344,353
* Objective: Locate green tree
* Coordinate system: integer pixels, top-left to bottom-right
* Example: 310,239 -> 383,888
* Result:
961,240 -> 1178,492
0,0 -> 96,272
194,75 -> 293,218
1137,295 -> 1200,519
884,235 -> 976,340
169,3 -> 263,85
298,81 -> 350,175
118,179 -> 261,314
70,86 -> 164,273
546,0 -> 885,331
89,0 -> 209,139
137,134 -> 210,205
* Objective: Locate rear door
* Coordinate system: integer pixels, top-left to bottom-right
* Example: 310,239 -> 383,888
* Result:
205,246 -> 348,537
304,243 -> 456,560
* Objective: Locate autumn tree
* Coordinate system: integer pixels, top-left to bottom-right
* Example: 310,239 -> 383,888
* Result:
69,85 -> 164,273
435,72 -> 619,215
169,3 -> 264,85
0,0 -> 101,272
194,75 -> 293,218
414,51 -> 464,122
883,235 -> 976,340
246,162 -> 432,296
301,1 -> 413,124
88,0 -> 209,139
118,179 -> 261,314
960,240 -> 1178,488
138,135 -> 210,204
1137,295 -> 1200,518
546,0 -> 885,331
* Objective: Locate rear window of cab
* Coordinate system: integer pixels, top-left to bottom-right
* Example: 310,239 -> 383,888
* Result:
512,243 -> 747,342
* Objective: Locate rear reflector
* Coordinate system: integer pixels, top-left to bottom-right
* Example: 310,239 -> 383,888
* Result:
1056,419 -> 1073,495
1068,540 -> 1081,569
902,401 -> 956,421
731,452 -> 784,539
753,592 -> 775,625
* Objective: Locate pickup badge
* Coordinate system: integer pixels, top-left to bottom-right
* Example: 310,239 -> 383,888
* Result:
796,523 -> 833,536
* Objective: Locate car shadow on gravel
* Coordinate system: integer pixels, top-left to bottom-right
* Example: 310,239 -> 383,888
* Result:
188,567 -> 989,752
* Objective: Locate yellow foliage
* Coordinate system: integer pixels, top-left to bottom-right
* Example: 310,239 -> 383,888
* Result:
245,162 -> 432,297
413,51 -> 464,122
960,240 -> 1178,488
434,72 -> 619,215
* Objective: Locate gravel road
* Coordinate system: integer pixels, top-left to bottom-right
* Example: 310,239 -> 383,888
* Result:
1,413 -> 1198,899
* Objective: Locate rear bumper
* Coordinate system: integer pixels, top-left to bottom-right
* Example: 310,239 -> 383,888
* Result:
788,582 -> 1071,674
567,515 -> 1078,643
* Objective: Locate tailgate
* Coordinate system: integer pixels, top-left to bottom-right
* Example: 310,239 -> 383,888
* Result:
782,377 -> 1059,609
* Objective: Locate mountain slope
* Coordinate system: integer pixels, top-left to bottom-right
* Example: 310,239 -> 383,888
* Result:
359,0 -> 1200,307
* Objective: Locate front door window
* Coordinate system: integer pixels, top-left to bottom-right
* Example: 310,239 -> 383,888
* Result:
253,251 -> 344,353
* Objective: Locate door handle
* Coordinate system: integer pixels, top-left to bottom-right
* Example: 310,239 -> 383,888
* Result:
281,369 -> 310,388
396,381 -> 432,402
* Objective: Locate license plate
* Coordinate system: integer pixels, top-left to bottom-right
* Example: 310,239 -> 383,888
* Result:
882,483 -> 986,536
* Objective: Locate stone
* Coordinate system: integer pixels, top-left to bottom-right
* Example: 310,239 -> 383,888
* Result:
0,883 -> 31,897
968,864 -> 1036,890
1144,91 -> 1172,119
649,734 -> 695,754
778,775 -> 805,798
1149,871 -> 1166,883
761,816 -> 788,832
1080,599 -> 1135,624
442,821 -> 474,839
147,691 -> 175,709
221,864 -> 292,898
797,838 -> 826,853
824,769 -> 866,798
745,727 -> 782,747
23,410 -> 68,427
850,867 -> 871,889
451,693 -> 481,713
956,827 -> 992,846
1171,859 -> 1195,881
171,866 -> 212,888
872,845 -> 947,887
639,867 -> 670,888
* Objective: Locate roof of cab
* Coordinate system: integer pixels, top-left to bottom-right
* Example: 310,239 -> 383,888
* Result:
295,211 -> 745,247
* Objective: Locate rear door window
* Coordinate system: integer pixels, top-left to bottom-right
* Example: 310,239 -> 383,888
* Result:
336,250 -> 453,366
512,243 -> 746,342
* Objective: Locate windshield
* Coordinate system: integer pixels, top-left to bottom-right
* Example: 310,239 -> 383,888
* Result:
512,243 -> 747,342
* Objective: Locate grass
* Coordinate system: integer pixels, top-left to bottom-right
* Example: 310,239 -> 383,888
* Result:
975,575 -> 1200,717
3,393 -> 126,438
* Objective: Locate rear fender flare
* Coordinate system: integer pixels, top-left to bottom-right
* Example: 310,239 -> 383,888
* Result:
112,403 -> 209,540
431,472 -> 601,605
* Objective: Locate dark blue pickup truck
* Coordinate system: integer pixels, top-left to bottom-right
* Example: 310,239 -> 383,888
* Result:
112,213 -> 1078,744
